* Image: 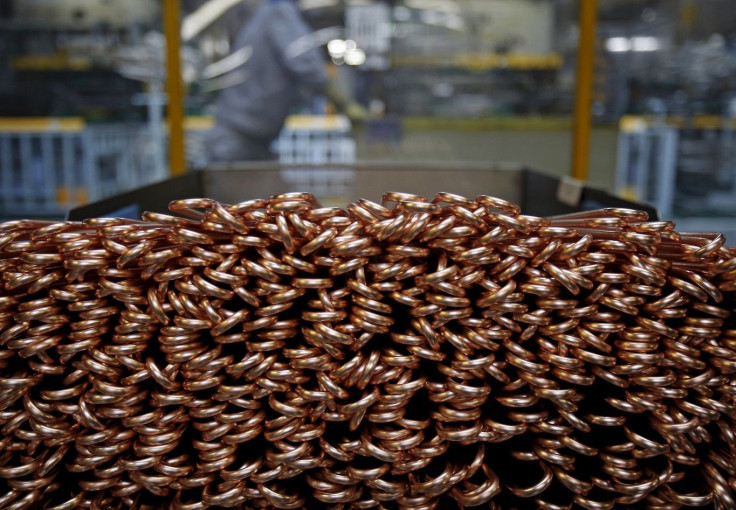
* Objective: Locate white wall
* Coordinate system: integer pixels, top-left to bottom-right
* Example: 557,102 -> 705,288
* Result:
15,0 -> 159,28
458,0 -> 554,54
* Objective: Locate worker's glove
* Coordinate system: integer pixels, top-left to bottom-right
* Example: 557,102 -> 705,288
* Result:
345,102 -> 370,124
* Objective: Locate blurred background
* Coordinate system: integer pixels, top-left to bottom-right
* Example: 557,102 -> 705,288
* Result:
1,0 -> 735,236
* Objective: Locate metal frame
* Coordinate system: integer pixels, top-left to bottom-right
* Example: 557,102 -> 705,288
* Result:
615,126 -> 678,219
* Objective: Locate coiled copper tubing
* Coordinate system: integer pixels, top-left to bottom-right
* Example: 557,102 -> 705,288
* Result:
0,193 -> 735,509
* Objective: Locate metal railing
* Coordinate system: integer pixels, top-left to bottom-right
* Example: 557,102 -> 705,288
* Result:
0,119 -> 169,219
275,115 -> 356,200
615,121 -> 678,219
0,115 -> 357,218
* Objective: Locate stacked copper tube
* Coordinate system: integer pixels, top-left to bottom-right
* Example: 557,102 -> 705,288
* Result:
1,192 -> 735,509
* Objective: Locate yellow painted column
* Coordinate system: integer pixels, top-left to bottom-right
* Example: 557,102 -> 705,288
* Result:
571,0 -> 598,181
163,0 -> 186,176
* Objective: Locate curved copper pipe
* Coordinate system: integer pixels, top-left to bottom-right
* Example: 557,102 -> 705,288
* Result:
0,193 -> 735,508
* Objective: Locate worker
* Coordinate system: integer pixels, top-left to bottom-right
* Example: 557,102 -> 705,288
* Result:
207,0 -> 368,162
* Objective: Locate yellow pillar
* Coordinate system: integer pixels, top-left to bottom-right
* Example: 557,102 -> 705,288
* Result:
571,0 -> 598,181
163,0 -> 186,176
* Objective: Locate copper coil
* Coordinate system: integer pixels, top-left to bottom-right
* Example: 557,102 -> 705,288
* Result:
1,193 -> 736,509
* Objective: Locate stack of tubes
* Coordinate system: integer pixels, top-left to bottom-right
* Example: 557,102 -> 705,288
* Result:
0,192 -> 735,509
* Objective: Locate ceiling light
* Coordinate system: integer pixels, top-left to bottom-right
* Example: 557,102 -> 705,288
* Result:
631,36 -> 659,52
344,48 -> 366,66
606,37 -> 630,53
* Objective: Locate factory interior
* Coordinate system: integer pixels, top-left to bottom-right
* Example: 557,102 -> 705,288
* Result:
1,0 -> 736,236
5,2 -> 736,509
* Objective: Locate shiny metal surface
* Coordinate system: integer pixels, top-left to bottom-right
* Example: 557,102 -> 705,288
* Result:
0,194 -> 735,509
